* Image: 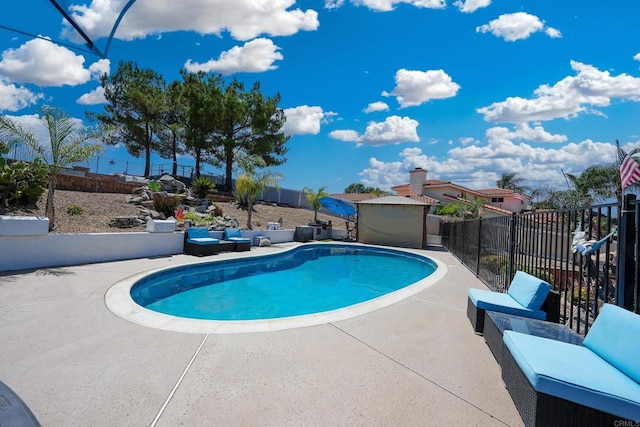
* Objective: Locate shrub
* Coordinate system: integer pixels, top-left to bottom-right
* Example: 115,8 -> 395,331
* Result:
0,159 -> 47,208
148,181 -> 161,192
183,211 -> 216,226
481,255 -> 507,275
66,205 -> 84,215
191,177 -> 215,198
152,193 -> 180,218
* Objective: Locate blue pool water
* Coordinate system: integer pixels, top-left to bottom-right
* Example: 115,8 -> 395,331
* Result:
131,244 -> 437,321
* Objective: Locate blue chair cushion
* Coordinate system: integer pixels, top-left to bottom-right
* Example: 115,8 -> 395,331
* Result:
504,331 -> 640,421
187,227 -> 210,239
468,288 -> 547,320
507,271 -> 552,310
224,228 -> 242,239
583,304 -> 640,384
187,237 -> 220,245
227,237 -> 251,242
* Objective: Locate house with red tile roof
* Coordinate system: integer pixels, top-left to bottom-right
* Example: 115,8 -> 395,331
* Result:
391,168 -> 530,217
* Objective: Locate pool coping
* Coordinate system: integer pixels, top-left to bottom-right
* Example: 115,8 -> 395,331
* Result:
104,242 -> 448,334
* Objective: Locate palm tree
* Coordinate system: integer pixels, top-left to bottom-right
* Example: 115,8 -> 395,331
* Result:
0,106 -> 102,230
497,172 -> 530,194
303,186 -> 329,222
234,171 -> 279,229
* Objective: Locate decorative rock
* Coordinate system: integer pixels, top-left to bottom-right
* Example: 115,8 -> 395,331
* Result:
110,216 -> 144,228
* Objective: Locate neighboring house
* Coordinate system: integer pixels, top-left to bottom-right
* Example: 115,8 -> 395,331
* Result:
391,168 -> 530,217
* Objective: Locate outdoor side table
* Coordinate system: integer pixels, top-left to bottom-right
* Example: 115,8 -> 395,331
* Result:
484,310 -> 584,366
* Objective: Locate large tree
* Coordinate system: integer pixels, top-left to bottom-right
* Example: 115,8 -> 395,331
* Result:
157,80 -> 186,176
210,79 -> 289,192
180,70 -> 222,178
95,61 -> 165,177
0,106 -> 102,230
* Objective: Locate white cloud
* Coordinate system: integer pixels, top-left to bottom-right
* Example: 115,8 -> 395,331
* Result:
0,79 -> 43,112
352,0 -> 445,12
0,38 -> 99,86
77,86 -> 107,105
89,59 -> 111,80
545,27 -> 562,39
485,123 -> 567,144
478,61 -> 640,123
184,38 -> 283,75
282,105 -> 325,136
358,138 -> 624,191
325,0 -> 346,9
363,101 -> 389,113
64,0 -> 319,42
453,0 -> 491,13
476,12 -> 557,42
459,136 -> 477,146
634,53 -> 640,62
382,69 -> 460,108
330,116 -> 420,147
329,129 -> 360,141
359,116 -> 420,146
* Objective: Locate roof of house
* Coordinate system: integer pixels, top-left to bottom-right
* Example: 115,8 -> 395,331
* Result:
329,193 -> 380,202
441,194 -> 513,216
356,195 -> 432,206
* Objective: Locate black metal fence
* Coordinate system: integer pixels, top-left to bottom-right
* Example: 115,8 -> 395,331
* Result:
442,195 -> 639,335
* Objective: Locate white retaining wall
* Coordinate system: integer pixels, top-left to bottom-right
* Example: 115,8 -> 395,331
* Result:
0,228 -> 297,273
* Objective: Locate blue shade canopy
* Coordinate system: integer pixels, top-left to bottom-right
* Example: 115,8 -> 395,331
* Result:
319,197 -> 356,217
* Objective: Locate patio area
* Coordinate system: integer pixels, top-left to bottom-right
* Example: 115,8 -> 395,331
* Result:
0,244 -> 523,426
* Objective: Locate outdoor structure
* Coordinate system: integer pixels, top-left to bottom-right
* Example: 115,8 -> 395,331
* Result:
356,196 -> 431,249
392,167 -> 530,216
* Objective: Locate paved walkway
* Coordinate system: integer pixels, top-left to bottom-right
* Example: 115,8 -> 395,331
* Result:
0,244 -> 523,426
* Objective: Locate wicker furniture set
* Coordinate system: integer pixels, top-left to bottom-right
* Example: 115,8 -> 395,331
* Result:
467,271 -> 640,426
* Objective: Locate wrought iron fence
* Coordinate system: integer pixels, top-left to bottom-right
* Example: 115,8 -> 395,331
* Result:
442,196 -> 639,336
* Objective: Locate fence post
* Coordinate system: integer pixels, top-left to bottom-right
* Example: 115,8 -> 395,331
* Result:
507,212 -> 517,288
475,218 -> 482,277
617,194 -> 636,310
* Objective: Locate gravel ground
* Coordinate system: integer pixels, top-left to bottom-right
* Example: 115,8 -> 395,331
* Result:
1,190 -> 345,233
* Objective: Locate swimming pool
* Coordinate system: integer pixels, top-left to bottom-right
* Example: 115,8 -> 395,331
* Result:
106,243 -> 447,333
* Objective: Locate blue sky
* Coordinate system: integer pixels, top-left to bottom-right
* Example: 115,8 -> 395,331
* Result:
1,0 -> 639,194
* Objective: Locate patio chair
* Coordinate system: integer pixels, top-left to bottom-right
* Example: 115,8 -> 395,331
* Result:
224,228 -> 252,252
467,271 -> 560,333
184,227 -> 221,256
501,303 -> 640,426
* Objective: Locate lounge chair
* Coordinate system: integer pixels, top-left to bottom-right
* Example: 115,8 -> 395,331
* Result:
502,303 -> 640,426
224,228 -> 252,252
184,227 -> 221,256
467,270 -> 560,333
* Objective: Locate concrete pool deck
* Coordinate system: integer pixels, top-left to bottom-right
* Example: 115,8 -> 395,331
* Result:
0,243 -> 523,426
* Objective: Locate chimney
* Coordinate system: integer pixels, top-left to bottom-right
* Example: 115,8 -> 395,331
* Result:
409,168 -> 427,195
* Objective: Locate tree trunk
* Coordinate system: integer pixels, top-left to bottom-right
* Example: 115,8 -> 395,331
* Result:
172,134 -> 178,176
247,200 -> 253,229
45,179 -> 55,232
195,150 -> 201,179
144,145 -> 151,177
224,149 -> 234,193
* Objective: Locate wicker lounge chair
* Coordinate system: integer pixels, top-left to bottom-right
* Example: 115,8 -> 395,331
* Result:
467,270 -> 560,334
183,227 -> 221,256
224,228 -> 252,252
501,304 -> 640,426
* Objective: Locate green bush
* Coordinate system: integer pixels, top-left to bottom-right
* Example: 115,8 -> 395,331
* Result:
152,194 -> 180,218
0,159 -> 47,208
66,205 -> 84,215
148,181 -> 161,192
191,177 -> 215,198
481,255 -> 507,275
183,211 -> 216,226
